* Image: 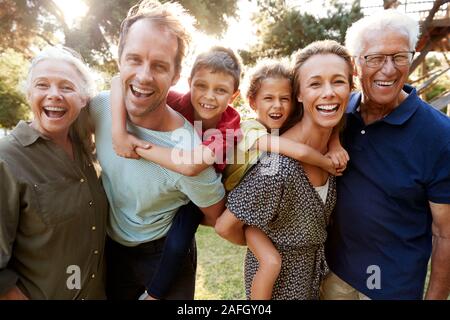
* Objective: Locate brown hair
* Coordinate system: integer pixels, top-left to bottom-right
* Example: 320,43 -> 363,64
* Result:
118,0 -> 196,75
245,58 -> 292,103
190,46 -> 242,92
245,59 -> 295,133
288,40 -> 354,129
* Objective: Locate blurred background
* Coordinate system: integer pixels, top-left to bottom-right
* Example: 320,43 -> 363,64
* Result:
1,0 -> 449,137
1,0 -> 449,299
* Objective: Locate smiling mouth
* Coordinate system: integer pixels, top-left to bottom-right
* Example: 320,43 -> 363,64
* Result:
316,104 -> 339,115
374,80 -> 396,87
130,85 -> 154,98
43,106 -> 67,119
268,113 -> 283,120
200,103 -> 217,110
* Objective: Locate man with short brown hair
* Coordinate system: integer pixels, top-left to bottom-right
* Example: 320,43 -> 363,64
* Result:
89,0 -> 226,300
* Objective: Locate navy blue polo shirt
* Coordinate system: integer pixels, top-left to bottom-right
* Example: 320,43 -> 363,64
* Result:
326,85 -> 450,299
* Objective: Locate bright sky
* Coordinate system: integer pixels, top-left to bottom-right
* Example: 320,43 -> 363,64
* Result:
53,0 -> 88,27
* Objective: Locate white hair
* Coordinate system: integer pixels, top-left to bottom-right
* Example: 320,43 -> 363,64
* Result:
24,46 -> 97,161
24,46 -> 97,99
345,9 -> 420,57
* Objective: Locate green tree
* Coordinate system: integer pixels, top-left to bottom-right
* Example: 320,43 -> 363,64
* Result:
0,49 -> 30,129
0,0 -> 238,73
418,56 -> 450,103
0,0 -> 59,58
0,0 -> 238,123
240,0 -> 363,65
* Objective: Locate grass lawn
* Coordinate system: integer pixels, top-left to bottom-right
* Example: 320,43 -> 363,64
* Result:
195,226 -> 246,300
195,226 -> 450,300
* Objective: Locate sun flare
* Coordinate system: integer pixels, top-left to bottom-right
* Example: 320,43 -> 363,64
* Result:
53,0 -> 88,27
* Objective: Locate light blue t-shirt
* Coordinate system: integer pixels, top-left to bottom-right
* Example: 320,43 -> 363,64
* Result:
90,91 -> 225,246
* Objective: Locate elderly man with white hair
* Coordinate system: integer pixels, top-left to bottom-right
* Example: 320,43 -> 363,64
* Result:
323,10 -> 450,300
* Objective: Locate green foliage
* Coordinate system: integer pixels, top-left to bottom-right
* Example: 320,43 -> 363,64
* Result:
0,0 -> 238,74
424,56 -> 442,70
321,0 -> 364,43
177,0 -> 238,36
0,0 -> 237,127
233,94 -> 255,121
0,0 -> 60,58
424,80 -> 449,102
412,54 -> 450,104
0,1 -> 239,121
0,50 -> 30,129
240,0 -> 363,65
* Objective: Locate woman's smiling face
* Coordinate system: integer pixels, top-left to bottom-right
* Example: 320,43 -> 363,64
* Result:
28,59 -> 87,139
297,53 -> 350,129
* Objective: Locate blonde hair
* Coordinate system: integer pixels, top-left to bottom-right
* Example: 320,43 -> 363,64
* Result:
243,59 -> 294,133
288,40 -> 354,129
118,0 -> 196,75
345,9 -> 420,57
25,46 -> 96,162
245,58 -> 292,103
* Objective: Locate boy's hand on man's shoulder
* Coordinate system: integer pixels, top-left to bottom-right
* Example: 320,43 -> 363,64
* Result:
112,131 -> 151,159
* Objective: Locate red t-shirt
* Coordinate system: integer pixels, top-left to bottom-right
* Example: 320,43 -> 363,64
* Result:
167,91 -> 242,172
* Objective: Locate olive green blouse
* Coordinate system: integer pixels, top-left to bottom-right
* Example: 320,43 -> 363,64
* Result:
0,121 -> 109,299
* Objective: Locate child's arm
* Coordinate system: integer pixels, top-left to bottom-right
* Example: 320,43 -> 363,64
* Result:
111,75 -> 150,159
112,75 -> 219,175
325,128 -> 349,174
135,144 -> 216,177
245,226 -> 281,300
255,134 -> 339,176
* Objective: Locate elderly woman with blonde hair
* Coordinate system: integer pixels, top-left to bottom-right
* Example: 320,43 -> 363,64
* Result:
0,46 -> 109,300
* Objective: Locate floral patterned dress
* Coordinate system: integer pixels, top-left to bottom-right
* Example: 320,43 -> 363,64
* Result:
227,153 -> 336,299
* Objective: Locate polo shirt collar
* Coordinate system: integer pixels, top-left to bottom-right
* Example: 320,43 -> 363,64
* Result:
12,120 -> 46,147
347,85 -> 419,126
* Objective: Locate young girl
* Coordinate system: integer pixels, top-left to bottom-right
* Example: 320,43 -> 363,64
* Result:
111,54 -> 348,300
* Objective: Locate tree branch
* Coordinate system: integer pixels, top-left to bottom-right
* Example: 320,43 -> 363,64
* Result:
410,0 -> 447,74
39,0 -> 70,35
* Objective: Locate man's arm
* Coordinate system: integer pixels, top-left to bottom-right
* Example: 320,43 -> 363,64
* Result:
425,202 -> 450,300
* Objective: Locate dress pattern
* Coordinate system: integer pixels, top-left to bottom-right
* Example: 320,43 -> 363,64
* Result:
227,153 -> 336,300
